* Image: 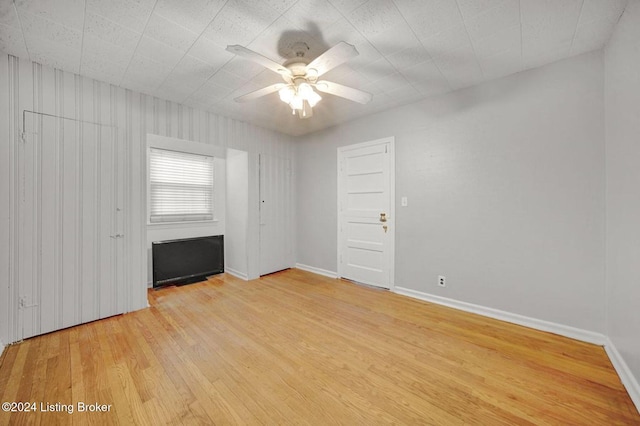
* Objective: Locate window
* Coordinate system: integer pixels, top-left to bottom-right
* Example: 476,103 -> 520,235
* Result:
149,148 -> 214,223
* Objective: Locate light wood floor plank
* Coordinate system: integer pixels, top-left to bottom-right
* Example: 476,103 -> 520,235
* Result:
0,269 -> 638,425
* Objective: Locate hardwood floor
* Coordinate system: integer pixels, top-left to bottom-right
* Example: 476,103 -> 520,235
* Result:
1,269 -> 638,425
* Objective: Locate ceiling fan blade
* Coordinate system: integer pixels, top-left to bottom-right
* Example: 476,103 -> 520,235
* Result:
226,45 -> 291,76
314,81 -> 372,104
234,83 -> 285,103
306,42 -> 359,78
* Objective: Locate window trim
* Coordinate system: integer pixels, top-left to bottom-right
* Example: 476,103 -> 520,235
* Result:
146,134 -> 221,226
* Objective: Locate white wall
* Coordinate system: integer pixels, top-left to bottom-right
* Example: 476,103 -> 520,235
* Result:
605,0 -> 640,395
297,51 -> 606,333
146,134 -> 227,285
0,54 -> 295,345
0,51 -> 10,349
225,148 -> 249,279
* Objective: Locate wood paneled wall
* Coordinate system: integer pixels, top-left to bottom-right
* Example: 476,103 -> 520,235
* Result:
0,54 -> 295,345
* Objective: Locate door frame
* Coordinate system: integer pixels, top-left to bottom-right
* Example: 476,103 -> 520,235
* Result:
337,136 -> 395,290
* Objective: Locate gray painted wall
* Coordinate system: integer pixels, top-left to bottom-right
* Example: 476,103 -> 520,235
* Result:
297,51 -> 606,333
605,0 -> 640,391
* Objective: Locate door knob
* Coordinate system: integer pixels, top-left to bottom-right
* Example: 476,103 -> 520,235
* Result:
379,212 -> 387,222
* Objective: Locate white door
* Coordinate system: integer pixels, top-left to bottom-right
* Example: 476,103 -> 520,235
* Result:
259,154 -> 293,275
338,138 -> 395,289
16,112 -> 125,340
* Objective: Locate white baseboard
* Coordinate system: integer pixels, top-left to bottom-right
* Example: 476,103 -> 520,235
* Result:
393,286 -> 640,415
295,263 -> 338,279
225,267 -> 248,281
604,337 -> 640,413
0,338 -> 5,358
393,287 -> 607,345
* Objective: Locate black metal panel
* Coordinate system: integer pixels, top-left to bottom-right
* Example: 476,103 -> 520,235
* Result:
152,235 -> 224,288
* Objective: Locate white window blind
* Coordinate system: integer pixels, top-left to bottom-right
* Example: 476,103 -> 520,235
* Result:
149,148 -> 214,223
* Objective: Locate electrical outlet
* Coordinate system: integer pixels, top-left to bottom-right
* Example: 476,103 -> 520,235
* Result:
438,275 -> 446,287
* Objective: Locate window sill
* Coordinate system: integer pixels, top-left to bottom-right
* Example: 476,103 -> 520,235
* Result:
147,220 -> 220,229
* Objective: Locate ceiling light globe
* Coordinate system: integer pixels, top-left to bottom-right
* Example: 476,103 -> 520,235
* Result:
307,91 -> 322,107
290,95 -> 303,111
298,82 -> 313,98
279,86 -> 295,104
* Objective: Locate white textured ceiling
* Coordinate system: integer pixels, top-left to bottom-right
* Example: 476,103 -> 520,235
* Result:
0,0 -> 629,136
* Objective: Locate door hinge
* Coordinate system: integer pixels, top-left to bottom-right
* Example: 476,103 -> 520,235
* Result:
385,145 -> 388,153
19,131 -> 26,143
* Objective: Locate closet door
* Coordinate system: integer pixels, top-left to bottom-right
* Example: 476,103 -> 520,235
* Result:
259,154 -> 293,276
16,112 -> 125,340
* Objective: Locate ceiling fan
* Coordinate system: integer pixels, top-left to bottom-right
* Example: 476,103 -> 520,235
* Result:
225,41 -> 373,119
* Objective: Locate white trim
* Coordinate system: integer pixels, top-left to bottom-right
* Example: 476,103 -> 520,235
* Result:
0,338 -> 5,357
147,219 -> 219,228
392,286 -> 639,415
295,263 -> 338,279
604,338 -> 640,413
225,268 -> 248,281
393,286 -> 607,345
146,134 -> 225,226
388,139 -> 395,291
337,136 -> 395,290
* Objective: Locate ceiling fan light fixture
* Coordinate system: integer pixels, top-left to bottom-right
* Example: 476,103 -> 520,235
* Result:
297,82 -> 321,108
228,41 -> 372,117
300,100 -> 312,118
307,90 -> 322,107
297,82 -> 313,97
279,86 -> 295,103
289,94 -> 303,111
280,82 -> 322,115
